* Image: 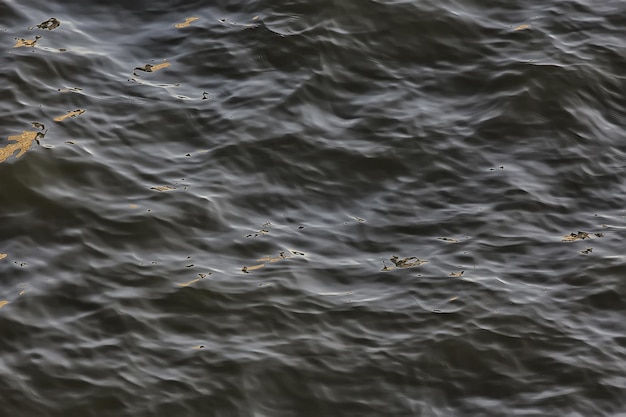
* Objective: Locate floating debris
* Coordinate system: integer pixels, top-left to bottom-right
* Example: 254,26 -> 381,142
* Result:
562,231 -> 591,242
36,18 -> 60,30
31,122 -> 45,130
0,254 -> 6,260
381,263 -> 394,272
513,24 -> 530,31
438,237 -> 459,243
0,301 -> 8,309
54,109 -> 85,122
174,17 -> 199,28
1,130 -> 45,164
192,345 -> 205,350
247,222 -> 272,237
580,248 -> 593,255
14,36 -> 41,47
594,232 -> 604,238
390,256 -> 427,268
150,185 -> 176,192
134,61 -> 170,75
382,256 -> 427,272
246,229 -> 269,238
450,271 -> 464,277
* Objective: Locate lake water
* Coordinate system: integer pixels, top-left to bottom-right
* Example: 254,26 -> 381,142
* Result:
1,0 -> 625,415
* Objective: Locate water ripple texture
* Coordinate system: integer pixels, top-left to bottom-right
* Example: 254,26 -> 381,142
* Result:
1,0 -> 625,416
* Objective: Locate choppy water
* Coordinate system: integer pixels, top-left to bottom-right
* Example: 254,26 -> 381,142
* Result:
1,0 -> 625,415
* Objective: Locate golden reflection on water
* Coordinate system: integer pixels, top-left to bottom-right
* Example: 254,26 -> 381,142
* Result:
150,185 -> 176,192
258,253 -> 290,263
0,254 -> 7,260
149,62 -> 170,72
178,273 -> 210,287
241,263 -> 265,273
174,17 -> 199,28
0,131 -> 42,164
14,284 -> 28,298
54,109 -> 85,122
241,250 -> 300,273
0,301 -> 9,309
178,278 -> 201,287
514,24 -> 530,31
134,61 -> 170,75
14,36 -> 41,48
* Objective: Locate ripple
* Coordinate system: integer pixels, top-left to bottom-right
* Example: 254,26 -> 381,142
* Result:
1,0 -> 625,415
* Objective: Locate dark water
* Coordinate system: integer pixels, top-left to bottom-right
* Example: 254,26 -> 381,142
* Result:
1,0 -> 625,415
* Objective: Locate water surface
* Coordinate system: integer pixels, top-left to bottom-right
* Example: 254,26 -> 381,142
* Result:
1,0 -> 625,415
